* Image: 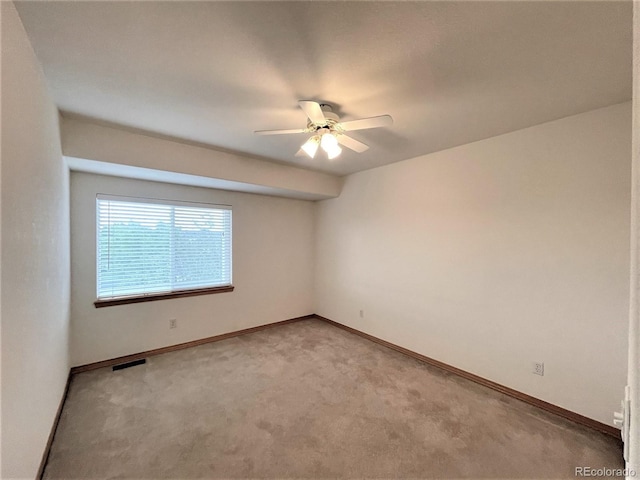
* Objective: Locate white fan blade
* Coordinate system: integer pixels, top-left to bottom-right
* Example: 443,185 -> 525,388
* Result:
299,100 -> 326,125
255,128 -> 307,135
337,134 -> 369,153
340,115 -> 393,132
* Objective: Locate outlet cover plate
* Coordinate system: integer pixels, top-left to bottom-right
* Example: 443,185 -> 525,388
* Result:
532,362 -> 544,376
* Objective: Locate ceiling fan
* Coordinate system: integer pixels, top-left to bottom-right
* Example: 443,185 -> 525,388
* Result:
255,101 -> 393,160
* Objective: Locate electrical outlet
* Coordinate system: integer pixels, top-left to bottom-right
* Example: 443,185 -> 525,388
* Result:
359,309 -> 364,318
169,319 -> 177,329
532,361 -> 544,376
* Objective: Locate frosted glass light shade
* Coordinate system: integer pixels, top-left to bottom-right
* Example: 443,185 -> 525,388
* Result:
326,145 -> 342,160
301,136 -> 320,158
321,132 -> 339,151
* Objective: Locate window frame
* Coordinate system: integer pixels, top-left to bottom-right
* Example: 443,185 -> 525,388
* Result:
94,194 -> 233,308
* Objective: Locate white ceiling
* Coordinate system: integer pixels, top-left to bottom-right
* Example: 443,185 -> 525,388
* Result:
16,1 -> 632,176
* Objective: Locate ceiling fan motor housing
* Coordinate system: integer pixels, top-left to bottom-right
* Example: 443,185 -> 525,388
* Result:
307,104 -> 340,135
319,104 -> 340,124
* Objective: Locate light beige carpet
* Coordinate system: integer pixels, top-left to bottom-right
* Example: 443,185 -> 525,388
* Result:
44,318 -> 623,479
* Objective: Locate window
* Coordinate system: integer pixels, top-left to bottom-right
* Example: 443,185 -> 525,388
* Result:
95,194 -> 232,307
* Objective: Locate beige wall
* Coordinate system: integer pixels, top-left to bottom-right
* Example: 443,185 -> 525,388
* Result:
315,102 -> 631,425
1,3 -> 71,478
70,172 -> 315,366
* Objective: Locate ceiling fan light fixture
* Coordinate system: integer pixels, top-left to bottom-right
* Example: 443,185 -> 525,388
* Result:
320,131 -> 342,159
326,144 -> 342,160
320,131 -> 339,151
301,136 -> 320,158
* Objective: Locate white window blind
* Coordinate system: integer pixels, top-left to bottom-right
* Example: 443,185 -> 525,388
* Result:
97,195 -> 232,300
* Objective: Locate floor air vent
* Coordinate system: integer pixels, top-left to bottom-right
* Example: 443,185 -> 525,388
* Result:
112,359 -> 146,371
